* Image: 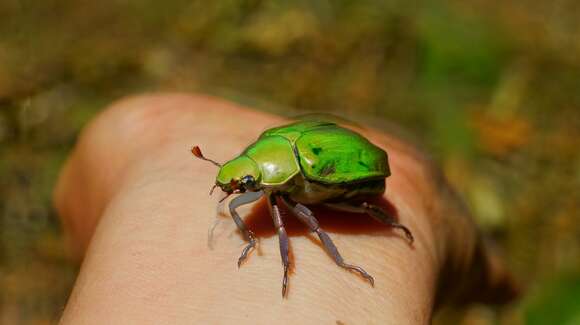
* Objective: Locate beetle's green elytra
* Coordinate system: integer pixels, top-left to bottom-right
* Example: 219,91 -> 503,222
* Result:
192,120 -> 413,297
295,125 -> 390,183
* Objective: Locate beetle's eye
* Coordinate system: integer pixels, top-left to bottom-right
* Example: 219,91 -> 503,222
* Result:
241,175 -> 253,184
241,175 -> 256,190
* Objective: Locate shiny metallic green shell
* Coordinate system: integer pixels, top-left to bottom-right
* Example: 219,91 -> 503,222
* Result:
217,121 -> 389,186
266,121 -> 390,183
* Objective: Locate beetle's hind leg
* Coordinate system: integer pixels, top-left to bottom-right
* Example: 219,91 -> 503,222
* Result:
228,191 -> 264,267
280,196 -> 375,287
325,202 -> 414,243
267,195 -> 290,297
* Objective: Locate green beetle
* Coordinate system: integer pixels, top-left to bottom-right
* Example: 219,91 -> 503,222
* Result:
192,120 -> 413,297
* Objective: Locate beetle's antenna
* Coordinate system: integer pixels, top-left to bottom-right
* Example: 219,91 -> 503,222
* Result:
209,184 -> 218,195
191,146 -> 222,167
219,192 -> 232,203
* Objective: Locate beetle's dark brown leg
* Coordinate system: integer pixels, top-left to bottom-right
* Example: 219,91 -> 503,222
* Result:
325,202 -> 414,243
267,194 -> 290,297
228,190 -> 264,267
280,196 -> 375,286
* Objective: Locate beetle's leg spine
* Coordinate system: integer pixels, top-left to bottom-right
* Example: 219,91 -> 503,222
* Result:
267,195 -> 290,297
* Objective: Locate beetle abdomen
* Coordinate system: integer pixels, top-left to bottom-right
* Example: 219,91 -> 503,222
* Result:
288,174 -> 386,204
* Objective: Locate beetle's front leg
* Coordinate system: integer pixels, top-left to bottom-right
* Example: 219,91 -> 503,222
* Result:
267,194 -> 290,297
228,191 -> 264,267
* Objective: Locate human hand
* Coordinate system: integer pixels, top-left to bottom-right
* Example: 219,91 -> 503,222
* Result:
54,94 -> 517,324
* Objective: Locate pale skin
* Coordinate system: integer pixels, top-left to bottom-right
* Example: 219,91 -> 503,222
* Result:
54,94 -> 517,324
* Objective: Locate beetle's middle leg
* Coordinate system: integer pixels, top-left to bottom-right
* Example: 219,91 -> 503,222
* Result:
228,190 -> 264,267
267,194 -> 290,297
280,196 -> 375,286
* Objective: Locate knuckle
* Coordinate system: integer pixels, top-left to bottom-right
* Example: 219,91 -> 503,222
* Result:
78,93 -> 204,158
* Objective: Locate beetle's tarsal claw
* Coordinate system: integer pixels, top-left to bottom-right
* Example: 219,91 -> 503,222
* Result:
403,227 -> 414,244
282,264 -> 289,297
341,263 -> 374,287
366,274 -> 375,287
237,257 -> 243,268
237,243 -> 254,267
237,232 -> 256,268
393,224 -> 414,244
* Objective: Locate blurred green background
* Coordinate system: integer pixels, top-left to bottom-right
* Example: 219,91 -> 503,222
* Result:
1,0 -> 579,324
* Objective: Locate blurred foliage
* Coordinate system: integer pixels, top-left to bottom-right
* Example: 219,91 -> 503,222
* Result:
525,275 -> 580,325
0,0 -> 579,323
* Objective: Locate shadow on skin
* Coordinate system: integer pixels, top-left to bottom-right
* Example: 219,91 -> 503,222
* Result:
226,195 -> 406,279
243,196 -> 402,238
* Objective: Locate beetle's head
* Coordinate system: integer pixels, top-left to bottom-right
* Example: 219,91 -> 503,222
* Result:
191,146 -> 262,196
215,156 -> 262,194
